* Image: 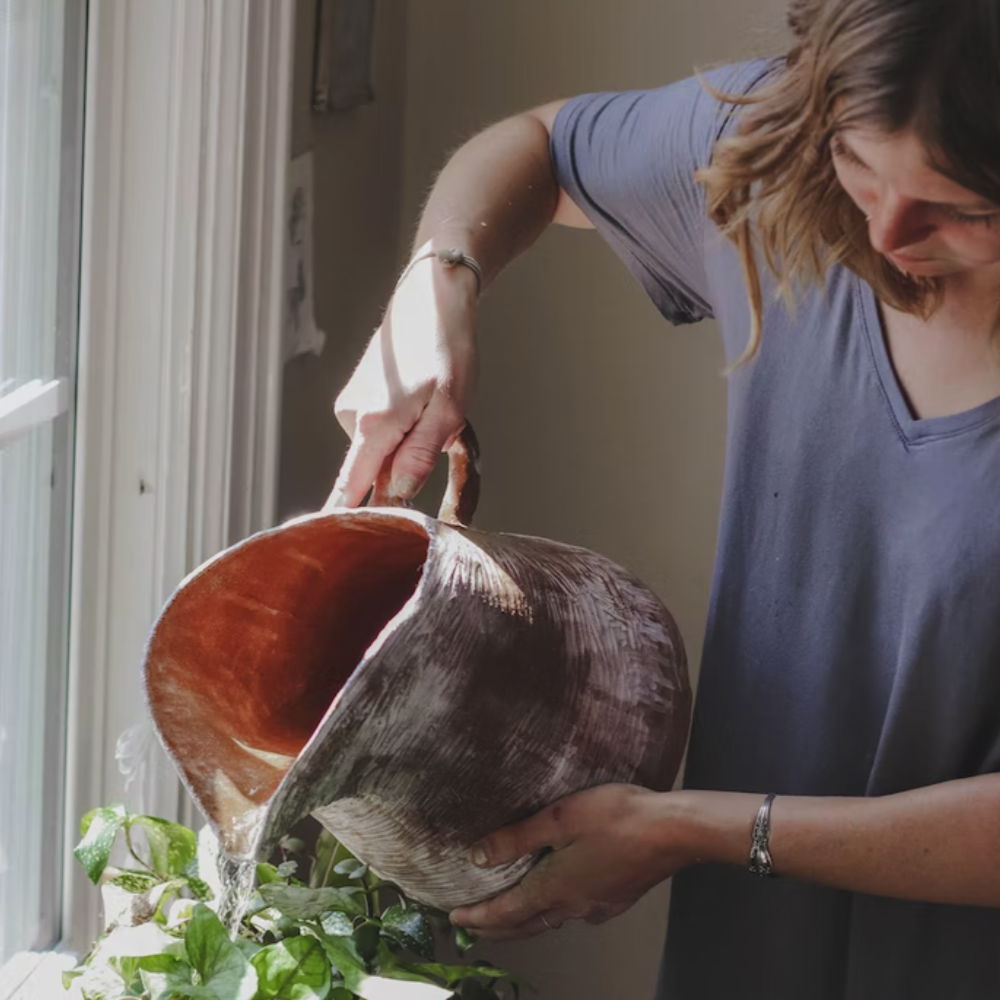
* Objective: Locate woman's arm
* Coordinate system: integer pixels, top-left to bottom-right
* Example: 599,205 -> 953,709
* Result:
411,101 -> 593,287
449,776 -> 1000,941
326,101 -> 590,510
713,775 -> 1000,905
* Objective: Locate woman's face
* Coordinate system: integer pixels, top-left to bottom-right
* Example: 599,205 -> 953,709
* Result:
831,126 -> 1000,281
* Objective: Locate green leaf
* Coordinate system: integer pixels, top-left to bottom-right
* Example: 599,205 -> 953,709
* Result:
93,922 -> 179,961
181,865 -> 214,902
381,906 -> 435,961
454,927 -> 477,956
131,815 -> 198,879
333,858 -> 365,877
194,825 -> 225,902
258,883 -> 367,920
139,954 -> 195,1000
165,898 -> 196,930
139,955 -> 226,1000
409,962 -> 526,990
373,944 -> 453,987
257,862 -> 284,885
311,832 -> 341,888
149,878 -> 189,924
329,990 -> 354,1000
249,905 -> 293,940
106,869 -> 160,895
251,936 -> 332,999
74,805 -> 128,884
353,921 -> 381,965
65,962 -> 134,999
312,932 -> 367,988
320,911 -> 354,937
184,903 -> 259,1000
279,836 -> 308,855
243,890 -> 271,922
275,860 -> 299,879
233,936 -> 263,960
354,975 -> 454,999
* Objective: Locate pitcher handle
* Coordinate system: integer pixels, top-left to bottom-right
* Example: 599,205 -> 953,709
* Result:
371,423 -> 481,528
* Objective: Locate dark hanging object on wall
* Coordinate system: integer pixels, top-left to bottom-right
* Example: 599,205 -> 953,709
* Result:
312,0 -> 377,113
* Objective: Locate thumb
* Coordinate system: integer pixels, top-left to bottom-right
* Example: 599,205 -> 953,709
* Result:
469,804 -> 572,869
390,397 -> 465,500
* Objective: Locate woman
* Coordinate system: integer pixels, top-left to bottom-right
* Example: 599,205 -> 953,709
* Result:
328,1 -> 1000,995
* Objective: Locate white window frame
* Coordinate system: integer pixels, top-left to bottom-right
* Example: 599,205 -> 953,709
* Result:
0,380 -> 71,449
0,1 -> 294,994
0,0 -> 86,987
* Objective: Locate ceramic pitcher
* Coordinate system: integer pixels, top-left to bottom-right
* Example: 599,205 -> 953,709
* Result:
143,427 -> 691,909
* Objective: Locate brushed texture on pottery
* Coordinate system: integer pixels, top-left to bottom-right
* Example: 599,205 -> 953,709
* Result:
143,430 -> 691,910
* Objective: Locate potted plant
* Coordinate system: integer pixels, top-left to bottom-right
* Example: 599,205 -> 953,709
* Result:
63,805 -> 525,1000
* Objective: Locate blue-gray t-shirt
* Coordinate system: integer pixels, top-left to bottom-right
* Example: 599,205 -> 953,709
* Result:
551,60 -> 1000,1000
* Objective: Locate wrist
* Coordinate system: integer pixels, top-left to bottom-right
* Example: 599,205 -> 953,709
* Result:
398,241 -> 484,303
663,790 -> 765,869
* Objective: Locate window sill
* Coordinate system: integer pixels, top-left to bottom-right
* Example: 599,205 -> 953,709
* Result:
0,950 -> 77,1000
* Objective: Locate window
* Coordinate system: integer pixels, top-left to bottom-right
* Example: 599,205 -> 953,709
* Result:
0,3 -> 291,991
0,0 -> 85,967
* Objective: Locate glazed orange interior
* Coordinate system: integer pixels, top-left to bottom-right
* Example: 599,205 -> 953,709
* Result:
145,514 -> 429,810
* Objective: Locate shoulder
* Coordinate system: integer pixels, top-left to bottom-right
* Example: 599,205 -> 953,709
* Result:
551,58 -> 785,202
547,58 -> 787,327
554,58 -> 785,153
696,58 -> 787,141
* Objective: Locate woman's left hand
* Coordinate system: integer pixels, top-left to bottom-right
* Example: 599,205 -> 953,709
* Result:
449,784 -> 693,941
455,773 -> 1000,937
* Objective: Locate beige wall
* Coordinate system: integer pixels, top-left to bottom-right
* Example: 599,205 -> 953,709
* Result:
278,0 -> 409,517
281,1 -> 789,997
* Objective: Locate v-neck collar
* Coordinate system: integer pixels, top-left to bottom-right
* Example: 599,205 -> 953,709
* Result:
856,275 -> 1000,446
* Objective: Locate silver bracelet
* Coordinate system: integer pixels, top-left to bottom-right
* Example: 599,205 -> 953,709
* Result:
395,247 -> 483,297
748,793 -> 777,877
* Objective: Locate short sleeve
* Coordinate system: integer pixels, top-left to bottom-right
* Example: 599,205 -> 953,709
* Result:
550,59 -> 779,326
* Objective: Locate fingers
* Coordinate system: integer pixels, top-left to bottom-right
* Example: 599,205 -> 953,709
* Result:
468,802 -> 573,870
323,421 -> 403,511
323,400 -> 464,511
454,911 -> 563,944
450,883 -> 542,934
388,396 -> 465,500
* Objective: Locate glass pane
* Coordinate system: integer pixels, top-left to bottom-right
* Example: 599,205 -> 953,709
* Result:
0,1 -> 64,394
0,0 -> 82,963
0,423 -> 57,959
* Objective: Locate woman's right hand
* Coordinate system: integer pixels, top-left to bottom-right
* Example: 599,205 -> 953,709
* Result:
323,102 -> 571,512
323,256 -> 479,511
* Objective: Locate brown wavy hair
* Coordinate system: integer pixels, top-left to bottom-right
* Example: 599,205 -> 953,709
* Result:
698,0 -> 1000,365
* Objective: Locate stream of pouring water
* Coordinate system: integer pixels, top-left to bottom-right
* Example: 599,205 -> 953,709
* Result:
214,807 -> 268,938
217,852 -> 260,936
